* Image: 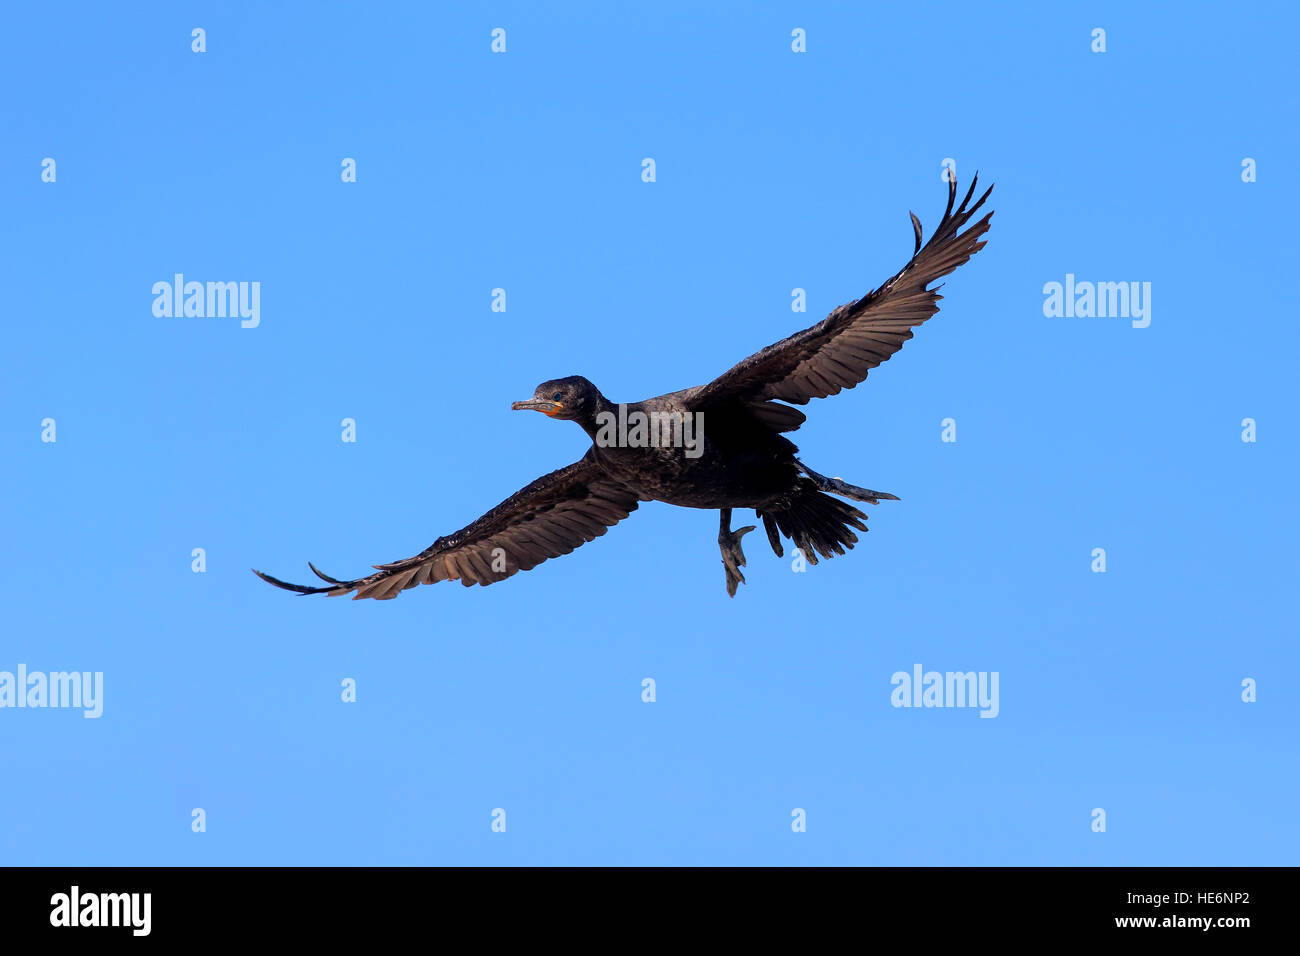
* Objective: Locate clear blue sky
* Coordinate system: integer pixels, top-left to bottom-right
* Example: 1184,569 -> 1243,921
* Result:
2,2 -> 1296,865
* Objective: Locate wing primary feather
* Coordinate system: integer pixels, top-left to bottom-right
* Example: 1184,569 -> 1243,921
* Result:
308,562 -> 347,585
251,568 -> 329,595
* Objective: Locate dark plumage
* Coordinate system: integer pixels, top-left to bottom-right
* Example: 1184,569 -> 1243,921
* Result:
255,175 -> 993,599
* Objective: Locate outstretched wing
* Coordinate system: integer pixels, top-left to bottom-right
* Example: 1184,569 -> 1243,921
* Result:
687,174 -> 993,410
253,456 -> 640,600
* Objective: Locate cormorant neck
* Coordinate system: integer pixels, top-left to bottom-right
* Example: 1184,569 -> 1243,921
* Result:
574,392 -> 616,441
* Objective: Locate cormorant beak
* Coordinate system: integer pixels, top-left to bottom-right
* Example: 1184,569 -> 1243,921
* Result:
511,399 -> 563,417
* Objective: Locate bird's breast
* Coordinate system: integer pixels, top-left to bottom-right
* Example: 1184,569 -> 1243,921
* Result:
592,442 -> 792,510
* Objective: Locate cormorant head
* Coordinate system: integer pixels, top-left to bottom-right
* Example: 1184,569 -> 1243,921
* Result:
511,376 -> 605,423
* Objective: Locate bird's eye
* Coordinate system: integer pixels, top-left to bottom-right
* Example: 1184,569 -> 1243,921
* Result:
552,392 -> 563,401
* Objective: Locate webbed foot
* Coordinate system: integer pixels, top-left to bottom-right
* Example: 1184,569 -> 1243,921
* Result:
719,509 -> 757,598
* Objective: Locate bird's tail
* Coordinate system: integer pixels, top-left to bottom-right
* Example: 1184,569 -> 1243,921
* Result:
757,479 -> 870,564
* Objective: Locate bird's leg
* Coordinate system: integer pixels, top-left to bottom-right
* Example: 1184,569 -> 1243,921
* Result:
796,460 -> 900,505
718,508 -> 756,598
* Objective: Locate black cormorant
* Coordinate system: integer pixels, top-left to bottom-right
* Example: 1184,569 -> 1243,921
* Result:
255,175 -> 993,599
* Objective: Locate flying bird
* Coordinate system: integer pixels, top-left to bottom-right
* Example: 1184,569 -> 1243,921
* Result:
255,175 -> 993,600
